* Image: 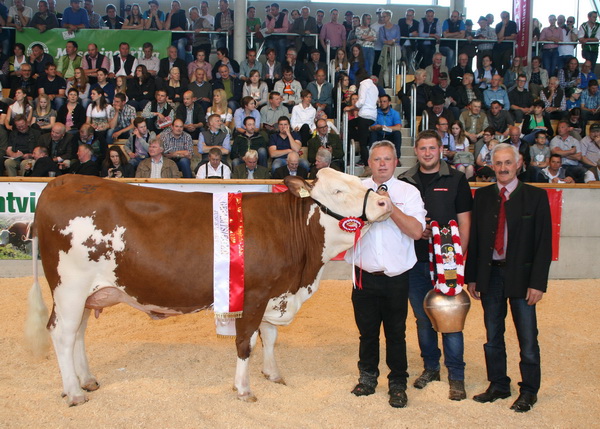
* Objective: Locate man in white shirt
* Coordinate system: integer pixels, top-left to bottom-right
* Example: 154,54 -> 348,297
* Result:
356,73 -> 379,166
138,42 -> 160,77
196,147 -> 231,179
345,140 -> 426,408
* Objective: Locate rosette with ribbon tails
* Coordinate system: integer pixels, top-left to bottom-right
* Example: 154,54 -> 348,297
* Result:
423,220 -> 471,333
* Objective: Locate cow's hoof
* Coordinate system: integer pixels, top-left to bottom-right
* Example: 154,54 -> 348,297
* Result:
67,393 -> 89,407
237,392 -> 257,403
262,372 -> 286,385
81,379 -> 99,392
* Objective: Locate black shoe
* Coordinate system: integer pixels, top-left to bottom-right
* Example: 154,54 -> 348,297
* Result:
413,369 -> 440,389
473,386 -> 511,403
388,388 -> 408,408
351,383 -> 375,397
510,392 -> 537,413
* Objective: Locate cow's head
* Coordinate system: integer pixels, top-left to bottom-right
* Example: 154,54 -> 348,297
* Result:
285,168 -> 393,225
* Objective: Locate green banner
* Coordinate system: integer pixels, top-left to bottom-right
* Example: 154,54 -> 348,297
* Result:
16,28 -> 171,60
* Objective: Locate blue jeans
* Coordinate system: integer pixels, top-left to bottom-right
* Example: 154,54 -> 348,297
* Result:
52,96 -> 65,111
542,48 -> 559,77
270,156 -> 310,174
173,157 -> 192,178
369,130 -> 402,159
128,156 -> 145,168
172,37 -> 188,60
480,265 -> 541,394
408,262 -> 465,380
439,46 -> 456,68
363,47 -> 375,76
266,36 -> 287,64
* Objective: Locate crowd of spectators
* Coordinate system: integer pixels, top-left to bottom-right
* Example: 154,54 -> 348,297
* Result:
0,1 -> 598,183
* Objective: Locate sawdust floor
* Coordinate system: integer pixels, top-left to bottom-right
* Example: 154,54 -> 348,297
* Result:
0,277 -> 599,428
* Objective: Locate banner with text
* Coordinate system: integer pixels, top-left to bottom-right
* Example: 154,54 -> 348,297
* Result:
16,28 -> 171,60
513,0 -> 532,64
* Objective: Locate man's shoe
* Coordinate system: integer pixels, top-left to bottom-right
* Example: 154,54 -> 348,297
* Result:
388,388 -> 408,408
472,386 -> 511,403
351,383 -> 375,397
413,369 -> 440,389
448,379 -> 467,401
510,392 -> 537,413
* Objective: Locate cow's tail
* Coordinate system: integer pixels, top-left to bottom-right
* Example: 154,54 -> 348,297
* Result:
24,227 -> 50,358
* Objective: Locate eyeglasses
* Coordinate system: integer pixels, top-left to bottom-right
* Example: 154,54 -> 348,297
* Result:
438,122 -> 448,126
567,20 -> 575,23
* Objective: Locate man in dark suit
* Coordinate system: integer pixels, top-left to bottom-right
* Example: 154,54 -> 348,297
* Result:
24,145 -> 59,177
272,151 -> 309,179
466,143 -> 552,413
231,149 -> 270,179
71,143 -> 100,176
175,91 -> 205,139
40,122 -> 76,168
157,45 -> 189,85
291,6 -> 319,61
211,64 -> 244,111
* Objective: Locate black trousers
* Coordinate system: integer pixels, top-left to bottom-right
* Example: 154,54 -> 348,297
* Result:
352,269 -> 410,389
356,117 -> 375,164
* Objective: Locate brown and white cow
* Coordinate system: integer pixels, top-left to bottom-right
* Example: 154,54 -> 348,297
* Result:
25,169 -> 392,406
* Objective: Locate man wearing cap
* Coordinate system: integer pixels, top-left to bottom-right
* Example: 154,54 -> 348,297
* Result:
475,16 -> 497,70
440,10 -> 465,69
432,72 -> 459,119
144,0 -> 165,29
62,0 -> 89,31
320,9 -> 346,61
423,95 -> 455,130
580,122 -> 600,169
343,10 -> 354,34
460,19 -> 478,66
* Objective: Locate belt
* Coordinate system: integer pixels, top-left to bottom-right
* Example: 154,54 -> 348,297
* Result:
368,271 -> 387,276
491,260 -> 506,267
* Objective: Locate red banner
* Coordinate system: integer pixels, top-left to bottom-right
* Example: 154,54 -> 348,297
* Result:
513,0 -> 532,64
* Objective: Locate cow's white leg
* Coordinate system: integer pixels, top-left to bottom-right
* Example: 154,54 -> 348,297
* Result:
73,309 -> 98,392
259,321 -> 285,385
234,330 -> 258,402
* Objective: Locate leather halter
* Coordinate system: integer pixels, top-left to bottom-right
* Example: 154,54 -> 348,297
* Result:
312,188 -> 374,223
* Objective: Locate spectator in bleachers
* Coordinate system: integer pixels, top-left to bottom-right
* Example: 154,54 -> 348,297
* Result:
196,147 -> 231,179
37,62 -> 66,111
308,146 -> 333,179
134,138 -> 180,178
82,43 -> 110,84
101,145 -> 134,178
540,76 -> 566,119
378,9 -> 400,81
474,54 -> 497,90
199,114 -> 230,163
423,95 -> 455,130
290,7 -> 318,62
268,115 -> 308,173
330,48 -> 349,85
125,65 -> 152,111
459,99 -> 488,143
417,9 -> 441,68
454,72 -> 481,110
109,42 -> 138,79
529,129 -> 551,172
23,145 -> 58,177
232,149 -> 270,179
262,48 -> 281,91
174,90 -> 204,140
274,66 -> 301,113
4,114 -> 40,176
580,79 -> 600,124
368,94 -> 402,159
524,56 -> 548,99
56,88 -> 86,134
199,0 -> 213,27
206,88 -> 233,131
264,3 -> 289,64
90,68 -> 113,104
165,66 -> 187,108
211,47 -> 240,80
122,3 -> 144,29
541,153 -> 576,183
557,58 -> 580,91
143,0 -> 164,30
66,67 -> 90,108
188,49 -> 212,82
522,100 -> 554,143
503,56 -> 524,91
231,117 -> 267,168
246,5 -> 260,35
29,43 -> 53,79
161,118 -> 193,178
211,64 -> 243,112
483,74 -> 510,110
550,120 -> 587,182
539,15 -> 562,77
475,16 -> 496,70
355,73 -> 378,166
165,0 -> 189,60
398,68 -> 430,121
579,60 -> 596,89
449,53 -> 473,88
440,10 -> 465,69
566,107 -> 584,138
83,0 -> 101,28
189,6 -> 212,60
320,8 -> 346,61
284,47 -> 307,88
305,49 -> 325,84
5,88 -> 32,130
581,123 -> 600,168
214,0 -> 234,55
509,74 -> 534,123
107,93 -> 135,143
431,72 -> 459,118
558,16 -> 578,68
486,100 -> 514,138
578,11 -> 600,69
30,0 -> 59,32
8,43 -> 27,88
460,19 -> 477,67
9,63 -> 36,101
306,68 -> 332,117
125,116 -> 155,168
307,118 -> 344,171
243,70 -> 268,109
239,48 -> 263,82
47,0 -> 61,21
449,120 -> 475,178
158,45 -> 188,85
434,117 -> 456,164
493,11 -> 518,76
142,88 -> 174,134
71,143 -> 99,175
234,96 -> 261,135
40,123 -> 75,171
272,151 -> 308,179
31,94 -> 56,132
62,0 -> 89,31
56,40 -> 81,81
260,91 -> 288,135
291,89 -> 316,145
102,3 -> 123,29
7,0 -> 31,31
188,68 -> 212,110
355,14 -> 377,76
348,45 -> 366,85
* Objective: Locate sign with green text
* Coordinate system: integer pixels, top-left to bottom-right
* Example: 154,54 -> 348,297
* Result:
16,28 -> 171,60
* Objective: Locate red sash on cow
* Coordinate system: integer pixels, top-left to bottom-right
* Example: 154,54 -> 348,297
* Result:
213,193 -> 245,337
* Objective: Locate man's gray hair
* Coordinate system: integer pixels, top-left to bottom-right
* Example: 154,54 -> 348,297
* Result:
369,140 -> 397,158
149,137 -> 164,150
244,149 -> 258,160
491,142 -> 519,162
316,147 -> 332,164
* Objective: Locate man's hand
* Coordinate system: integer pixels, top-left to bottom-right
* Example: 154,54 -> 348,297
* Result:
421,217 -> 432,240
525,288 -> 544,305
467,282 -> 480,300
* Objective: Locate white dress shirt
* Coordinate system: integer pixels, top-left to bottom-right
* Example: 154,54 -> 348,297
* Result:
356,78 -> 379,121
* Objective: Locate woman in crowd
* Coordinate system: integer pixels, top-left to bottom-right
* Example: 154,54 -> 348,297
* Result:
166,66 -> 187,108
355,14 -> 377,76
5,88 -> 32,130
558,57 -> 580,91
122,3 -> 145,29
291,89 -> 316,145
348,44 -> 366,85
101,145 -> 135,178
242,70 -> 268,108
86,88 -> 115,135
206,88 -> 233,131
93,68 -> 115,103
31,94 -> 56,132
524,56 -> 548,98
188,49 -> 212,82
66,67 -> 91,109
331,72 -> 351,119
344,92 -> 360,143
115,75 -> 128,98
263,48 -> 281,91
127,65 -> 155,111
8,43 -> 27,86
233,96 -> 261,134
450,120 -> 474,179
522,99 -> 554,143
331,48 -> 349,82
57,88 -> 87,134
503,56 -> 524,91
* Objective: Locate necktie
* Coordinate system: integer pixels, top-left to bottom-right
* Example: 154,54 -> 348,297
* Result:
494,187 -> 507,256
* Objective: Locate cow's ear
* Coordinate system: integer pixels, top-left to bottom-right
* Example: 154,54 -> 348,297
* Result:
284,176 -> 313,198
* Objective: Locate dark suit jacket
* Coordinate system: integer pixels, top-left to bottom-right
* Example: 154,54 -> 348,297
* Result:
291,16 -> 318,48
70,160 -> 100,176
455,85 -> 483,109
175,102 -> 206,126
231,164 -> 270,179
40,133 -> 76,162
25,156 -> 59,177
158,57 -> 189,81
272,165 -> 309,180
465,181 -> 552,297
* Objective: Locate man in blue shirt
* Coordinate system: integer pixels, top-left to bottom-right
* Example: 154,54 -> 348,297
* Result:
483,74 -> 511,110
369,94 -> 403,161
62,0 -> 89,30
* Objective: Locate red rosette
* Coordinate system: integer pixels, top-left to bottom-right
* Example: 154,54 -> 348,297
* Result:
339,216 -> 364,233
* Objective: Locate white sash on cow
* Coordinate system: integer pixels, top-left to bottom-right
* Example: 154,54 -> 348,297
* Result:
212,192 -> 245,337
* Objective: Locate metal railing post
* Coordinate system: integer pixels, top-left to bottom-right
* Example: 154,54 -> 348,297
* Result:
326,41 -> 331,83
342,111 -> 350,175
336,86 -> 342,132
410,84 -> 417,141
392,45 -> 397,94
401,62 -> 407,94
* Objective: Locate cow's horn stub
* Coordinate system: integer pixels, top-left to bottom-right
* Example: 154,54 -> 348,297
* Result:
284,176 -> 312,198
